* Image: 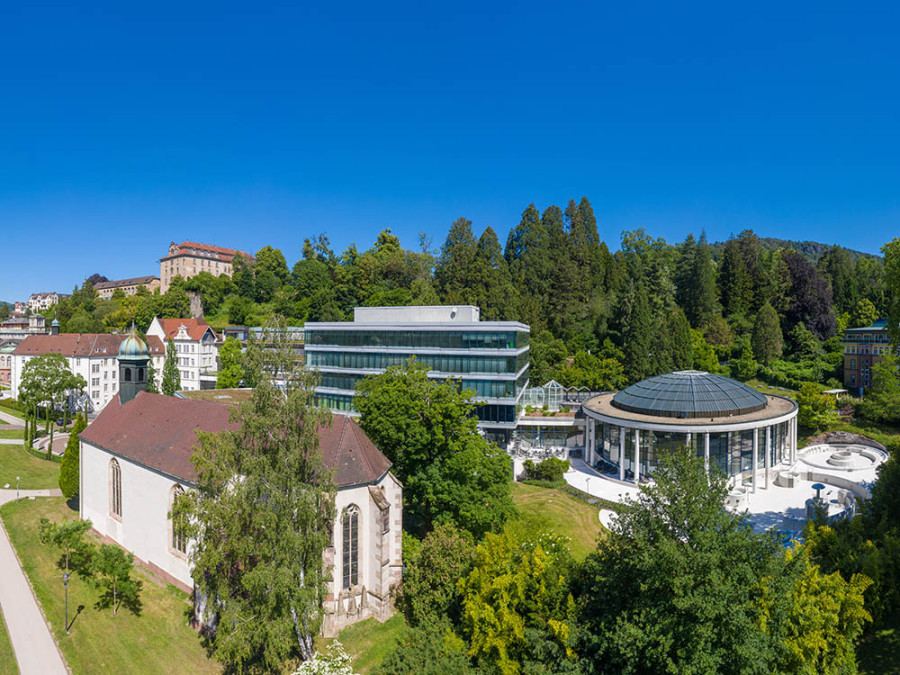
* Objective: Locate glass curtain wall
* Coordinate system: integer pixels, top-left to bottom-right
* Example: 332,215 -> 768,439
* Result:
307,329 -> 526,350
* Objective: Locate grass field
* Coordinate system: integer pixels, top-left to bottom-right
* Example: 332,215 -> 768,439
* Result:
0,605 -> 17,675
859,613 -> 900,675
0,430 -> 25,440
0,445 -> 60,490
511,482 -> 605,560
331,614 -> 406,673
0,498 -> 220,675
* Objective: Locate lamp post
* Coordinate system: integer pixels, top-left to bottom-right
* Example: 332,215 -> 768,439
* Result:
586,476 -> 591,496
63,572 -> 70,633
16,476 -> 19,501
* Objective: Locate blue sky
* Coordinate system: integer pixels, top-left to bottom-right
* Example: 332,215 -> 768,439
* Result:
1,1 -> 898,300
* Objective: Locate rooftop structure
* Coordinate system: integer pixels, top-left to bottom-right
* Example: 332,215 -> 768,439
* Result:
305,305 -> 530,443
94,275 -> 161,299
582,371 -> 799,489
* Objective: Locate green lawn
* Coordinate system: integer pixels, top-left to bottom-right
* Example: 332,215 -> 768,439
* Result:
0,498 -> 220,675
328,615 -> 407,673
0,430 -> 25,440
511,482 -> 605,561
0,445 -> 61,490
0,605 -> 17,675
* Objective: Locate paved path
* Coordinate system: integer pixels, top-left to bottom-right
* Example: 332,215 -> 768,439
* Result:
0,439 -> 26,445
0,488 -> 68,674
0,410 -> 25,427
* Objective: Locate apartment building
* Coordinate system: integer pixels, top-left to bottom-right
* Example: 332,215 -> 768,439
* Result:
10,333 -> 165,414
841,319 -> 896,394
146,317 -> 220,391
94,276 -> 161,300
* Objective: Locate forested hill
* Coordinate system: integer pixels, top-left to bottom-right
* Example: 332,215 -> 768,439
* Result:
709,237 -> 879,264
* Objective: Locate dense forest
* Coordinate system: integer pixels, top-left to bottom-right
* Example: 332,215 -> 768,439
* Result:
42,197 -> 893,398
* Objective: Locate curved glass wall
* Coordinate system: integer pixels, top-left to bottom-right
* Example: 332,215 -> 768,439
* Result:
594,421 -> 790,480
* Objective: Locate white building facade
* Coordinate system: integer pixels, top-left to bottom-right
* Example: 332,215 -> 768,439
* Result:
146,317 -> 219,391
11,334 -> 164,414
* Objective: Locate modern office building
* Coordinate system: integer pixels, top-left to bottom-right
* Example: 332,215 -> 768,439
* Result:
841,319 -> 894,394
582,370 -> 798,491
305,306 -> 530,442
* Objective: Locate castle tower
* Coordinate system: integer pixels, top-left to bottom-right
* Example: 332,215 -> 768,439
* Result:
117,329 -> 150,405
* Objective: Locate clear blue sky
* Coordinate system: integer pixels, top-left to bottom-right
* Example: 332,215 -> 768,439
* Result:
1,1 -> 898,301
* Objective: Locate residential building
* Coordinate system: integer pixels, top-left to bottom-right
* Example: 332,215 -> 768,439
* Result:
146,317 -> 220,390
27,292 -> 66,312
841,319 -> 895,394
305,305 -> 530,444
10,333 -> 165,414
79,341 -> 402,636
0,341 -> 16,386
0,314 -> 46,343
158,241 -> 253,293
94,276 -> 161,300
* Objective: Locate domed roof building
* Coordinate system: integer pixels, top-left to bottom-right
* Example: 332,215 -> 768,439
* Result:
582,371 -> 798,491
118,332 -> 149,360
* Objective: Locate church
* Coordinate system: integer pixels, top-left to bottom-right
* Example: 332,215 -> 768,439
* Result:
78,332 -> 402,636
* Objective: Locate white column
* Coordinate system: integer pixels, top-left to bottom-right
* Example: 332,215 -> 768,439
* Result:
587,420 -> 594,465
704,432 -> 710,476
793,417 -> 798,463
765,426 -> 772,488
618,426 -> 626,482
752,429 -> 758,493
634,429 -> 641,484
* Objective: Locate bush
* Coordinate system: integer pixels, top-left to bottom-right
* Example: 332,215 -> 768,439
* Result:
523,457 -> 569,483
59,413 -> 87,499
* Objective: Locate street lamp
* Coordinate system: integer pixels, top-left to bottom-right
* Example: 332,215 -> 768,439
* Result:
586,476 -> 591,495
63,572 -> 70,633
16,476 -> 19,501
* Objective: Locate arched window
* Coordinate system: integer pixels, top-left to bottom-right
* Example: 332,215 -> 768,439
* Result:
342,505 -> 359,589
110,459 -> 122,517
124,368 -> 132,382
170,485 -> 187,554
138,368 -> 144,381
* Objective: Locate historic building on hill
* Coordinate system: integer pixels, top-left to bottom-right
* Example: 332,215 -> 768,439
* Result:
79,335 -> 402,636
158,241 -> 254,293
94,275 -> 161,300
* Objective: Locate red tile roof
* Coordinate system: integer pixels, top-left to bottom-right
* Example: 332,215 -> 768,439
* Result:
160,241 -> 254,263
94,276 -> 159,290
80,392 -> 392,487
13,334 -> 165,357
154,318 -> 218,342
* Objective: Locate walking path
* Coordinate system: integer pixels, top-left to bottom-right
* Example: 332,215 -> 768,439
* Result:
0,488 -> 68,674
0,410 -> 25,427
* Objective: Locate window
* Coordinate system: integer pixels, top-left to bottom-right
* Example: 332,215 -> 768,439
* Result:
110,459 -> 122,518
381,505 -> 390,534
124,368 -> 131,382
170,485 -> 187,554
342,505 -> 359,589
851,359 -> 856,369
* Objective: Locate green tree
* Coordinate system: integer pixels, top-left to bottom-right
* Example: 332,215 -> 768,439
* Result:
751,301 -> 783,366
528,330 -> 567,386
850,297 -> 878,328
883,237 -> 900,347
398,523 -> 476,629
178,319 -> 334,668
575,449 -> 800,674
160,338 -> 181,396
505,203 -> 551,331
460,522 -> 577,674
59,413 -> 87,499
18,353 -> 85,454
470,227 -> 519,320
817,245 -> 859,316
39,518 -> 94,577
675,232 -> 719,327
797,382 -> 833,430
91,543 -> 141,615
215,336 -> 243,389
732,335 -> 758,381
434,217 -> 478,304
354,359 -> 515,538
666,307 -> 693,371
145,357 -> 159,394
618,280 -> 653,383
691,329 -> 719,373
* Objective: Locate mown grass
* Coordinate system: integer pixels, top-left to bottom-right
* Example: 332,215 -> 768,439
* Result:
0,605 -> 17,675
511,481 -> 605,561
0,430 -> 25,440
329,614 -> 407,673
0,445 -> 60,490
0,497 -> 220,675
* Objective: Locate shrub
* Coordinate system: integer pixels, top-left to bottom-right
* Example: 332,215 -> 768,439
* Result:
523,457 -> 570,483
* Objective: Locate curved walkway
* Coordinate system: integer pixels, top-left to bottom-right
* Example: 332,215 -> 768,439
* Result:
0,410 -> 25,427
0,488 -> 68,674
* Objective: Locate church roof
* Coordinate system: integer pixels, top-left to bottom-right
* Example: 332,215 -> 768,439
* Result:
80,392 -> 392,487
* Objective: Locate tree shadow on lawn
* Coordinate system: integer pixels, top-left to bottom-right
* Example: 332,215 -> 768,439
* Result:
65,496 -> 79,512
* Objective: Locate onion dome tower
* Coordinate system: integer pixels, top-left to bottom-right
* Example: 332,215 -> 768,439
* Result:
118,326 -> 150,405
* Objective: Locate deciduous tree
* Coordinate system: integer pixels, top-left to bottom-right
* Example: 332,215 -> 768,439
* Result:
161,338 -> 180,396
215,336 -> 243,389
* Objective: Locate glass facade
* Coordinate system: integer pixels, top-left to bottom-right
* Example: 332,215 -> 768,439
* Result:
594,420 -> 791,480
514,424 -> 581,449
307,329 -> 527,350
306,323 -> 529,429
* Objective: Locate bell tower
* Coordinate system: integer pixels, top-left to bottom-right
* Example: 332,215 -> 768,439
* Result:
117,327 -> 150,405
